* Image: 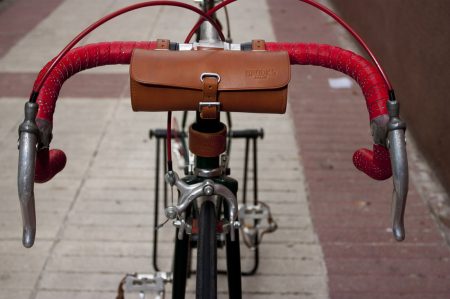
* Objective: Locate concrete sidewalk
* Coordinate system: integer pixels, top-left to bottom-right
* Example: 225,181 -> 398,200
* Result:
0,0 -> 449,299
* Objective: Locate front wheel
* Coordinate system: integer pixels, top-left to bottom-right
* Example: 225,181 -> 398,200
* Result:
196,201 -> 217,299
171,228 -> 190,299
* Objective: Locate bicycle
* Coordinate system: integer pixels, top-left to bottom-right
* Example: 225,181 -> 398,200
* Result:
16,1 -> 409,298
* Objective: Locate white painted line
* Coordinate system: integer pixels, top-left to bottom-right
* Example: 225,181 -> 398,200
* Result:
328,77 -> 353,89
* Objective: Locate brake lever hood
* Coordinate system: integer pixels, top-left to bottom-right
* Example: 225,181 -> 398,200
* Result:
386,100 -> 408,241
17,102 -> 39,248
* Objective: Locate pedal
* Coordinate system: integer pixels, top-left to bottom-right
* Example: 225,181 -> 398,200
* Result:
121,272 -> 172,299
238,202 -> 278,249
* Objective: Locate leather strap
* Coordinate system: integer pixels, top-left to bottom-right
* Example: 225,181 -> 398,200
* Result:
200,76 -> 219,119
200,104 -> 219,119
252,39 -> 266,51
202,77 -> 218,101
156,39 -> 170,50
189,124 -> 227,157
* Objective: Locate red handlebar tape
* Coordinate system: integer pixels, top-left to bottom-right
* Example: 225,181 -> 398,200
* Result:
33,41 -> 392,182
266,43 -> 388,121
35,148 -> 67,183
34,41 -> 157,122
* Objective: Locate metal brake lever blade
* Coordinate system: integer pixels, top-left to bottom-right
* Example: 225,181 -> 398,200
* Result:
17,102 -> 39,248
387,105 -> 408,241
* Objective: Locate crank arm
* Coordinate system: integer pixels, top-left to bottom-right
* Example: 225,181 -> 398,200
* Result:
17,102 -> 39,248
387,100 -> 408,241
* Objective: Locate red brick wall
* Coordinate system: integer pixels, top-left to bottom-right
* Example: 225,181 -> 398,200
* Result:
331,0 -> 450,192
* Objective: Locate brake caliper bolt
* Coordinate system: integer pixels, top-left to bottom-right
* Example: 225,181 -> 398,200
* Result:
203,185 -> 214,196
165,206 -> 178,219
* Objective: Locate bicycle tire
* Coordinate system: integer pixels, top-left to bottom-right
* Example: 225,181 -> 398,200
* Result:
224,198 -> 242,299
171,228 -> 190,299
196,200 -> 217,299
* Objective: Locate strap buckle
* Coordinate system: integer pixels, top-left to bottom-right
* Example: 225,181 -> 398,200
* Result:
200,72 -> 221,83
199,73 -> 221,119
198,102 -> 221,119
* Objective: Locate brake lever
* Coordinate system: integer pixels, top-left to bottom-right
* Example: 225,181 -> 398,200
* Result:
386,99 -> 408,241
17,102 -> 39,248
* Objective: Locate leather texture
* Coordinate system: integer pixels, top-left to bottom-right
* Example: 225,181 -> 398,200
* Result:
189,124 -> 227,157
202,76 -> 219,101
130,49 -> 290,113
156,39 -> 170,50
252,39 -> 266,51
200,76 -> 220,119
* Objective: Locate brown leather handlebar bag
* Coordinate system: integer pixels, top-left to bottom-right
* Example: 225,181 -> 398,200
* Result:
130,49 -> 290,114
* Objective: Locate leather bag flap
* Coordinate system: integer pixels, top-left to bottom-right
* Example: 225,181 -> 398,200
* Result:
130,49 -> 290,91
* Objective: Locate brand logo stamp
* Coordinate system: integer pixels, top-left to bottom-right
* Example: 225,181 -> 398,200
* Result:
245,69 -> 278,80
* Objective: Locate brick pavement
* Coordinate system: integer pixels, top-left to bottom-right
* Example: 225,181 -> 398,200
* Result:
268,1 -> 450,298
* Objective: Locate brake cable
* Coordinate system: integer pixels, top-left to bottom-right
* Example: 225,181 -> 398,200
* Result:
28,1 -> 224,103
186,0 -> 394,91
169,0 -> 399,170
19,1 -> 224,176
168,0 -> 394,172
